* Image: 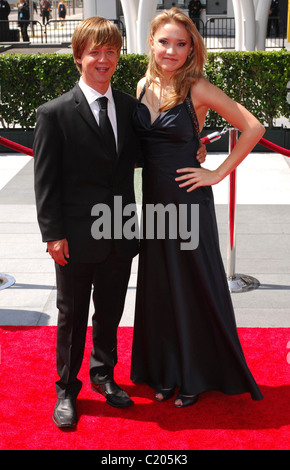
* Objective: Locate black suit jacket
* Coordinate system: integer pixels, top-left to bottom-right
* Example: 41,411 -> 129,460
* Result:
33,83 -> 140,263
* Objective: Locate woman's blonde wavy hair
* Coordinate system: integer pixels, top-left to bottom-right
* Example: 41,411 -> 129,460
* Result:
146,8 -> 207,112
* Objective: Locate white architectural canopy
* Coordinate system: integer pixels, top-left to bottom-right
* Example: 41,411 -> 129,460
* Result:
83,0 -> 273,53
120,0 -> 158,54
121,0 -> 272,53
82,0 -> 157,54
232,0 -> 272,50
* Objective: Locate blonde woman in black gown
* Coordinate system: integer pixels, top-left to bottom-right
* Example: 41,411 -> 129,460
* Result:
130,8 -> 265,408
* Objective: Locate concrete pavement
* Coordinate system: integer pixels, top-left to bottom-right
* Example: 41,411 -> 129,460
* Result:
0,149 -> 290,327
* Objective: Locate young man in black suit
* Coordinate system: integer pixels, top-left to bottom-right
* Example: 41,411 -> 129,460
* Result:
34,17 -> 140,428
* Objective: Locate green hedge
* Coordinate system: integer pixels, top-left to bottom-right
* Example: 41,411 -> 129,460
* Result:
205,50 -> 290,127
0,50 -> 289,129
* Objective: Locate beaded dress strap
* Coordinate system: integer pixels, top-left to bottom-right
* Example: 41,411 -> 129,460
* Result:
184,89 -> 200,142
138,84 -> 146,102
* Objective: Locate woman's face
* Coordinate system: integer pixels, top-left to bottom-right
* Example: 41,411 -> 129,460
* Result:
150,21 -> 193,79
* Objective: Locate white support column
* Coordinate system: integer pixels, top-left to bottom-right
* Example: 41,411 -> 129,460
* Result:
136,0 -> 158,54
240,0 -> 256,50
232,0 -> 243,50
83,0 -> 118,19
120,0 -> 139,53
255,0 -> 272,50
96,0 -> 118,18
83,0 -> 97,18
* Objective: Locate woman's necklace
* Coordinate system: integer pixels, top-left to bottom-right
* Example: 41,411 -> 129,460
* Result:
154,82 -> 172,111
156,88 -> 164,110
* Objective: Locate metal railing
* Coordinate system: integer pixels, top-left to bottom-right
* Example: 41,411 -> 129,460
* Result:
265,16 -> 287,50
0,17 -> 286,51
204,17 -> 235,50
0,19 -> 80,45
0,19 -> 127,53
194,16 -> 286,50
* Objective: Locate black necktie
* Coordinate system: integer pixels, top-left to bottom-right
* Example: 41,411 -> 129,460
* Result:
97,96 -> 117,159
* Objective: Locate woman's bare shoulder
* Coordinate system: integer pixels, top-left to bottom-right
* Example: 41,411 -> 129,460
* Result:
136,77 -> 147,95
191,77 -> 215,96
191,76 -> 225,108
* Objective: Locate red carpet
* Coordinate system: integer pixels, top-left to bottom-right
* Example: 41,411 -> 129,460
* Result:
0,326 -> 289,450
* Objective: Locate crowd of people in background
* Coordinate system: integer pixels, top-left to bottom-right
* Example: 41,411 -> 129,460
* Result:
0,0 -> 68,42
16,1 -> 67,40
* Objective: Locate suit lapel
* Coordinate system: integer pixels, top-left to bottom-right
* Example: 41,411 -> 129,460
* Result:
73,84 -> 125,157
72,84 -> 103,139
73,84 -> 128,164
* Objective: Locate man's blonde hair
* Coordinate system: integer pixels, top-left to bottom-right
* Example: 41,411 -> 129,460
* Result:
72,16 -> 123,72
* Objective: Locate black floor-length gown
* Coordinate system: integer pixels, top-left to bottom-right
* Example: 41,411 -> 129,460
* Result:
131,87 -> 263,401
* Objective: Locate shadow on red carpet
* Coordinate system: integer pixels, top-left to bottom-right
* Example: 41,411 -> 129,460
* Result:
0,326 -> 289,450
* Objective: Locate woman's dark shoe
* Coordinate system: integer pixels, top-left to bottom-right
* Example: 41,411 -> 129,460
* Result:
174,393 -> 198,408
155,388 -> 175,401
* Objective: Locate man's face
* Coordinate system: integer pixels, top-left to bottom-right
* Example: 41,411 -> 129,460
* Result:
76,41 -> 119,94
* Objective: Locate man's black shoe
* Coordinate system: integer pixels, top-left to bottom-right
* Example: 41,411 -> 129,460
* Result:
52,398 -> 78,428
91,379 -> 134,408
